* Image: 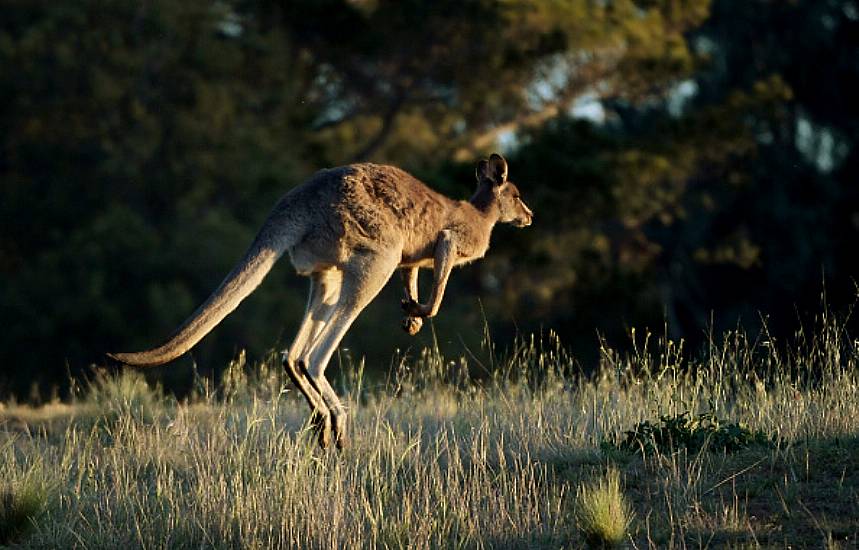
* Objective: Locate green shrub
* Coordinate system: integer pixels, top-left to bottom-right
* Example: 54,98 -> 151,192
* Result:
614,411 -> 772,455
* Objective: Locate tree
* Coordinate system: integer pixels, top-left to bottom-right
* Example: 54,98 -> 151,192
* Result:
5,0 -> 855,398
248,0 -> 712,165
0,0 -> 313,396
492,0 -> 859,348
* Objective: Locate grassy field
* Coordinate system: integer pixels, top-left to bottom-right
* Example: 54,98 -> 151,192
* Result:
1,313 -> 858,548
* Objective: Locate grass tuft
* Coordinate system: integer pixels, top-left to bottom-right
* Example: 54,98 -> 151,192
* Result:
84,369 -> 168,424
574,467 -> 634,549
0,464 -> 52,545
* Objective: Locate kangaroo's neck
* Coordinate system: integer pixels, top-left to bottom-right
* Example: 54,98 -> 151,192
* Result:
468,183 -> 501,225
434,183 -> 499,263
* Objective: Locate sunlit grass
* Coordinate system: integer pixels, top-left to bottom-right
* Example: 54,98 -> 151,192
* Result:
0,312 -> 857,547
574,467 -> 633,548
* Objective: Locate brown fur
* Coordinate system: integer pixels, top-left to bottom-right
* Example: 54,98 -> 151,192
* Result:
109,153 -> 532,449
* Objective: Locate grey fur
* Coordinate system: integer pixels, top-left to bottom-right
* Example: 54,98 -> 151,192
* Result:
109,155 -> 532,448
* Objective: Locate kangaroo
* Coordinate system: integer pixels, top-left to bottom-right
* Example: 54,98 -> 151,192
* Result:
108,153 -> 532,449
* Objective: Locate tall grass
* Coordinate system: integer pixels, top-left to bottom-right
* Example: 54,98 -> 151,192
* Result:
0,311 -> 857,547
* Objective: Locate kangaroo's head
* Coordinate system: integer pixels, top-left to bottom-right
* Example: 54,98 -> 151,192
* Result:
476,153 -> 533,227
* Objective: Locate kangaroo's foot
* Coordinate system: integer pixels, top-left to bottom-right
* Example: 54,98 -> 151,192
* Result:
282,355 -> 334,449
401,315 -> 424,335
297,360 -> 335,450
309,410 -> 333,449
332,417 -> 349,450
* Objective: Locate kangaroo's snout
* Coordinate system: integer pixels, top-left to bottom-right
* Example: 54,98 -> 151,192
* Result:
517,204 -> 533,227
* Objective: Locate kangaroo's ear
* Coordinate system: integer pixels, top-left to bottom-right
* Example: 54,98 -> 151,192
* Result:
488,153 -> 508,185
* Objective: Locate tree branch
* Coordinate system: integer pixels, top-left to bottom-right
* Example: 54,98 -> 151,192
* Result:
454,57 -> 619,160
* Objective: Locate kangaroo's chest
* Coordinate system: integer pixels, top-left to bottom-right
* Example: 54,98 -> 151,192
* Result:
399,230 -> 490,268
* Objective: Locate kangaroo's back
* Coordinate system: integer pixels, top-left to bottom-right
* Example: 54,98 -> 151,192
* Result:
273,164 -> 457,264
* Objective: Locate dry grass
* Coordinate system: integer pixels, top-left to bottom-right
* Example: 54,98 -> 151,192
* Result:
574,467 -> 633,548
1,314 -> 858,548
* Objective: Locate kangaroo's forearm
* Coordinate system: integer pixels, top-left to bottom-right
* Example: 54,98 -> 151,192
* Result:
422,231 -> 456,317
401,267 -> 419,302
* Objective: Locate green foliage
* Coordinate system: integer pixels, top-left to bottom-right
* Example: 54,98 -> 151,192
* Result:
574,467 -> 634,549
613,411 -> 772,455
0,0 -> 313,394
264,0 -> 712,165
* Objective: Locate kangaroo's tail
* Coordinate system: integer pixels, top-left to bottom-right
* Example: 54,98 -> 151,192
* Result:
107,224 -> 289,367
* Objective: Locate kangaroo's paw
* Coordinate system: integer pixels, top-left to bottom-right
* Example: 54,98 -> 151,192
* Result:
401,298 -> 430,318
402,315 -> 424,335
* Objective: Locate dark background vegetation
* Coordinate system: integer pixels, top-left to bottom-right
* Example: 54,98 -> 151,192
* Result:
2,0 -> 857,399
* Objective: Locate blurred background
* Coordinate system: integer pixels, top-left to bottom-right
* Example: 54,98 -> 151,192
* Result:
2,0 -> 857,399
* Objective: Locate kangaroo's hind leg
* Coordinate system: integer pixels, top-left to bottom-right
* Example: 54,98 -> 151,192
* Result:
283,270 -> 342,447
299,250 -> 400,449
